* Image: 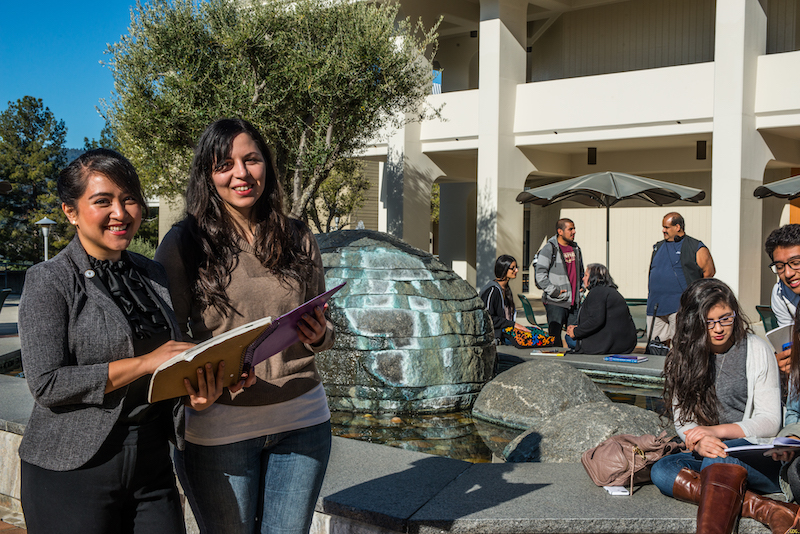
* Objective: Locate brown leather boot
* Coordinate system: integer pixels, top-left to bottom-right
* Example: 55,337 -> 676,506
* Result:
696,463 -> 748,534
740,489 -> 800,534
672,468 -> 702,503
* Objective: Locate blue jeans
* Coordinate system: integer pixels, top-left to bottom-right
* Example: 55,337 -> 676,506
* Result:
650,438 -> 782,497
175,420 -> 332,534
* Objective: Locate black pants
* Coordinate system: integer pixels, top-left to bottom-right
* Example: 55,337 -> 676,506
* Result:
21,421 -> 185,534
544,302 -> 579,347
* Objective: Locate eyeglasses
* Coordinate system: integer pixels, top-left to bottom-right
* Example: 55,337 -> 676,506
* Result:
508,266 -> 519,271
770,257 -> 800,274
707,312 -> 736,330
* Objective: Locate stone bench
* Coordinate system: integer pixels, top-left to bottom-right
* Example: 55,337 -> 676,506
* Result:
0,374 -> 770,534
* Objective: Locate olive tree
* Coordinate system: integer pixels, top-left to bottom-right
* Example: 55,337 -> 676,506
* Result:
105,0 -> 438,220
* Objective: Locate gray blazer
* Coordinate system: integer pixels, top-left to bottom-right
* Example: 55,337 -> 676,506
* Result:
18,238 -> 184,471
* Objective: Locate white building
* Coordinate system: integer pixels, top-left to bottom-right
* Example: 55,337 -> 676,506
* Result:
356,0 -> 800,315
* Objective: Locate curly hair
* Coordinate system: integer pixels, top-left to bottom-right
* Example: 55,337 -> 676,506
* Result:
662,278 -> 750,427
765,224 -> 800,259
180,118 -> 313,316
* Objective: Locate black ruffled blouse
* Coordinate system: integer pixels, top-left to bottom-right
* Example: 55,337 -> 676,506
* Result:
89,253 -> 173,425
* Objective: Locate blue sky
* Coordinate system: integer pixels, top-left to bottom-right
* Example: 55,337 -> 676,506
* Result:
0,1 -> 136,148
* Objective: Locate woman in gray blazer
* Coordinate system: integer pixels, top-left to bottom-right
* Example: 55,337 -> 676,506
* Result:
17,149 -> 227,534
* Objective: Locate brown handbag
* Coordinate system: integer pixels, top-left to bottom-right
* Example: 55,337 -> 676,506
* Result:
581,430 -> 685,493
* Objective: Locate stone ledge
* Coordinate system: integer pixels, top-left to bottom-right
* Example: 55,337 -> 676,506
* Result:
0,376 -> 32,436
0,374 -> 770,534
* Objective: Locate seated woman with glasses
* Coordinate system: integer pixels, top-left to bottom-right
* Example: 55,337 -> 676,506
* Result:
648,278 -> 795,534
480,255 -> 553,347
564,263 -> 637,354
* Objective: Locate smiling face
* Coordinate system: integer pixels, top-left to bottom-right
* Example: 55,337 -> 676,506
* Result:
706,303 -> 735,354
62,173 -> 142,261
772,245 -> 800,295
211,133 -> 267,225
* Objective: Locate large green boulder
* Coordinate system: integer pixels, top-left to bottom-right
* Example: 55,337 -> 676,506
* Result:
316,230 -> 496,413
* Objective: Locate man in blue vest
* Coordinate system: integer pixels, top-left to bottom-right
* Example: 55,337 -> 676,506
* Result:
646,212 -> 716,344
765,224 -> 800,372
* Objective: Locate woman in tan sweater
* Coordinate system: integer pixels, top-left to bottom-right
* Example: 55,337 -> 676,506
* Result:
155,118 -> 334,534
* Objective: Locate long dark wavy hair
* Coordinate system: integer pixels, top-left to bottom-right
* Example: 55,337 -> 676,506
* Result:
662,278 -> 750,427
181,118 -> 312,316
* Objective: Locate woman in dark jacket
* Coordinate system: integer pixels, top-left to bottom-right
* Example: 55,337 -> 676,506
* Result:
18,149 -> 226,534
566,263 -> 637,354
480,255 -> 528,343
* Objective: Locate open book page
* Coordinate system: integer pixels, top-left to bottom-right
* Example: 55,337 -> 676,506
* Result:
766,324 -> 793,353
724,437 -> 800,459
147,317 -> 274,403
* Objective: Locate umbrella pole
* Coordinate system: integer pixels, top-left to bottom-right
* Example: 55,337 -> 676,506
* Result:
606,204 -> 610,269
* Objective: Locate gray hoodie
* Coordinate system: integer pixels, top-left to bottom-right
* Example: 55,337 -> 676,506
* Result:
533,236 -> 584,309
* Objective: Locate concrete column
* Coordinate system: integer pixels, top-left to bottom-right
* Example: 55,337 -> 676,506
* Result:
377,161 -> 388,233
476,0 -> 534,298
381,121 -> 443,250
157,195 -> 185,244
710,0 -> 772,312
439,182 -> 478,284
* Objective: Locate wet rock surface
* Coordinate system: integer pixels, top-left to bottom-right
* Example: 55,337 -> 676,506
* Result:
503,401 -> 673,462
316,230 -> 496,413
471,360 -> 607,429
330,410 -> 509,463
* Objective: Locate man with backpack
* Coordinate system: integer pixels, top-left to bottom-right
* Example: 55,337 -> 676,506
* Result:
533,218 -> 584,347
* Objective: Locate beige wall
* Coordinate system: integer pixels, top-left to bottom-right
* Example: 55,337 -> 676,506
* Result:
348,160 -> 380,231
764,0 -> 800,53
528,0 -> 716,82
437,36 -> 480,92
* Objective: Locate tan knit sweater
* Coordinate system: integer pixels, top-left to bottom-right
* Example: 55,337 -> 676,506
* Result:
154,220 -> 334,407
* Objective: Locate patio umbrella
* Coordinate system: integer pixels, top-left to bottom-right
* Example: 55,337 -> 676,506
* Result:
516,171 -> 706,268
753,174 -> 800,200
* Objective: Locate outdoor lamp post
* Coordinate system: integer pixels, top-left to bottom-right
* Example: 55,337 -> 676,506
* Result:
34,217 -> 57,261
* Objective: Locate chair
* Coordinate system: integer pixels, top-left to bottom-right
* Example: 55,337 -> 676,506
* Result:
625,298 -> 648,339
517,294 -> 546,329
0,288 -> 10,309
756,305 -> 778,333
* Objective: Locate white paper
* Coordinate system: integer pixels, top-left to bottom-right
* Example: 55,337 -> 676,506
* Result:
603,485 -> 630,496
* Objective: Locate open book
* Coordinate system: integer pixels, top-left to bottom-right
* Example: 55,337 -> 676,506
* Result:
147,282 -> 346,403
766,324 -> 793,353
724,436 -> 800,459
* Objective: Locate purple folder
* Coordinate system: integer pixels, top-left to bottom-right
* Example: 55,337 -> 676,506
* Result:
243,281 -> 346,371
